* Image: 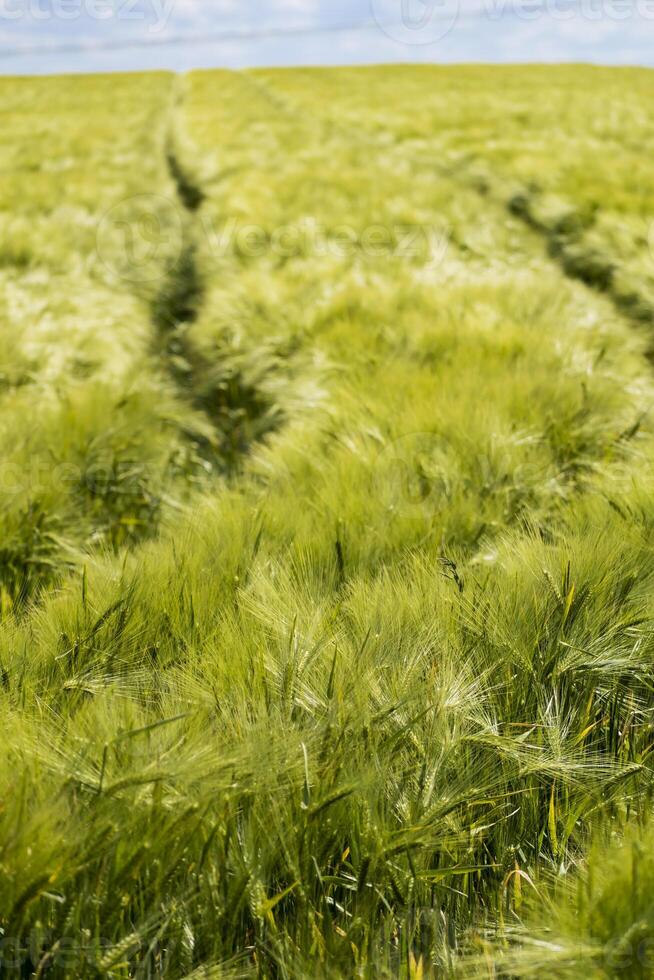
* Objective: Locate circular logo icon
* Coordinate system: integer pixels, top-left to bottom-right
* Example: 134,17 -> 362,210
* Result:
96,194 -> 184,283
374,431 -> 453,520
371,0 -> 461,45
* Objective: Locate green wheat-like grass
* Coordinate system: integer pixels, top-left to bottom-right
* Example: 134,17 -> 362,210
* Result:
0,65 -> 654,977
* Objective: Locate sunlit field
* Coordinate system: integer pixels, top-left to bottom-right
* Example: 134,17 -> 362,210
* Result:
2,64 -> 654,977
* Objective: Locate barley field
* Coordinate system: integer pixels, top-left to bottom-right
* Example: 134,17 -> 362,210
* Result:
2,65 -> 654,977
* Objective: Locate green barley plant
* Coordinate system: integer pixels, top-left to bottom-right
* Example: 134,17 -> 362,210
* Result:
0,64 -> 654,977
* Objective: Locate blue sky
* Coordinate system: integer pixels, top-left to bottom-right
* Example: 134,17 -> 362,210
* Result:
1,0 -> 653,74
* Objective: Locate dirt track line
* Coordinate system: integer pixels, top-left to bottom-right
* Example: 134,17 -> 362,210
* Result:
151,94 -> 279,472
505,188 -> 654,337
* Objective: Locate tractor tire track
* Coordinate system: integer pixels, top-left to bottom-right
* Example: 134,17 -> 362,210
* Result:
506,188 -> 654,337
152,106 -> 279,473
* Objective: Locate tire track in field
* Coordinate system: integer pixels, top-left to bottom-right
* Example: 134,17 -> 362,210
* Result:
245,72 -> 654,339
249,74 -> 654,343
151,97 -> 278,473
504,187 -> 654,339
428,149 -> 654,355
448,163 -> 654,350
